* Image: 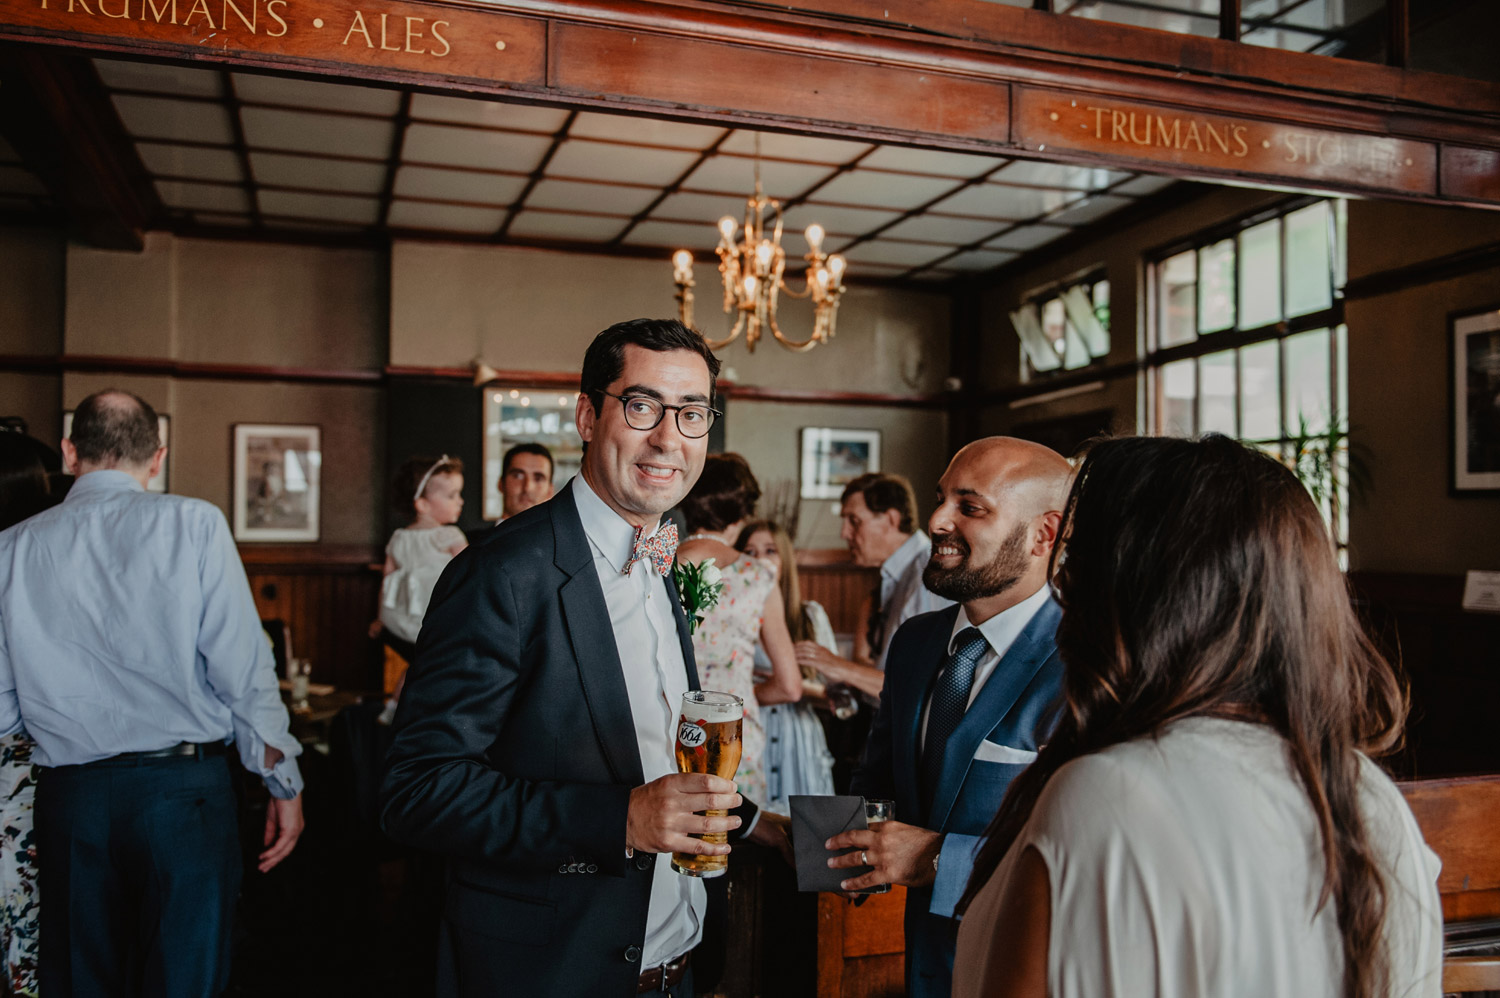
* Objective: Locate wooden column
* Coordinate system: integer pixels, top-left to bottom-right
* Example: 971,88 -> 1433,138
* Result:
1387,0 -> 1410,68
1219,0 -> 1241,42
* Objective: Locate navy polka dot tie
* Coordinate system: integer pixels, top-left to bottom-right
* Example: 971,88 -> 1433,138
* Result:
921,627 -> 988,812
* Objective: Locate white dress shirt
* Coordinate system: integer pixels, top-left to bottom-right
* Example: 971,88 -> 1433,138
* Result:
919,582 -> 1054,748
873,529 -> 953,675
572,474 -> 704,969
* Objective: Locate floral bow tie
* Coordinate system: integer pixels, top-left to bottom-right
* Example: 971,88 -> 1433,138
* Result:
624,521 -> 678,577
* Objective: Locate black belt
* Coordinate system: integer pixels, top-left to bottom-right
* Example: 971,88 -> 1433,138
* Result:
89,741 -> 229,766
636,952 -> 689,994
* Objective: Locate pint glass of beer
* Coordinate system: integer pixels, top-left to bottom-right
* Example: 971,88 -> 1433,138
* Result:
671,691 -> 744,878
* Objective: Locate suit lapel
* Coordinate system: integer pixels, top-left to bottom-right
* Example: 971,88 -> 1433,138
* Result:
552,481 -> 646,787
893,607 -> 960,814
929,598 -> 1062,830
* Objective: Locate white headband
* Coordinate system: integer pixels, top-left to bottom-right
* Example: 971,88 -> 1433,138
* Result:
413,455 -> 452,502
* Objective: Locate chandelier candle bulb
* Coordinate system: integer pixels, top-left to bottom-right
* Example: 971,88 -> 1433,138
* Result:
805,223 -> 825,251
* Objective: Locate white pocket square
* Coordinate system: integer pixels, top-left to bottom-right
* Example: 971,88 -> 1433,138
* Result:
973,740 -> 1038,765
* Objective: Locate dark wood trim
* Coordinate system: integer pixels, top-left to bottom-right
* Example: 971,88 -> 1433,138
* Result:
1344,240 -> 1500,301
376,92 -> 414,228
1387,0 -> 1410,70
220,70 -> 262,229
976,360 -> 1136,408
391,364 -> 580,389
239,543 -> 383,569
0,353 -> 383,386
1219,0 -> 1242,42
0,46 -> 163,250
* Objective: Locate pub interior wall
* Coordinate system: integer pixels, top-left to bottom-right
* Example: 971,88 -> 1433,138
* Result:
0,226 -> 65,444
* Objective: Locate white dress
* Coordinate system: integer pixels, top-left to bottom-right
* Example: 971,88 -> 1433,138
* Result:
755,600 -> 838,815
379,525 -> 466,644
954,717 -> 1444,998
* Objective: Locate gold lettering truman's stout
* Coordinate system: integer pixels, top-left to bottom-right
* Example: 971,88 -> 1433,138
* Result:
671,691 -> 744,878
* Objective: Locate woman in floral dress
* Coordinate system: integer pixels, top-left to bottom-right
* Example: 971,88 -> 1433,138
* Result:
676,454 -> 802,806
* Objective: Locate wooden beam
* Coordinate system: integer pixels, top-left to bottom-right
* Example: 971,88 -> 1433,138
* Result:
1387,0 -> 1410,69
0,45 -> 162,250
1219,0 -> 1242,42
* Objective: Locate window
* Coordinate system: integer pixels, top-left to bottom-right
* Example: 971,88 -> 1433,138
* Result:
482,388 -> 583,520
1011,272 -> 1111,382
1145,199 -> 1351,548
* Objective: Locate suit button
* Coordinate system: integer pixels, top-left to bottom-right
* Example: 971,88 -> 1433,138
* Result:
557,864 -> 568,874
586,863 -> 598,874
623,945 -> 642,964
634,855 -> 654,871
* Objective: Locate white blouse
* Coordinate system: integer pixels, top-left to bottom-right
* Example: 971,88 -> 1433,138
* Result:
955,717 -> 1443,998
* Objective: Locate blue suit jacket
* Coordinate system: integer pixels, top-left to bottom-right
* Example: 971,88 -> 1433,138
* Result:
850,598 -> 1063,998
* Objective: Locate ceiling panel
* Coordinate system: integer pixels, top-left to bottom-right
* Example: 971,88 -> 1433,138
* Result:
682,155 -> 835,198
231,73 -> 403,115
569,112 -> 725,150
251,152 -> 387,194
527,179 -> 660,216
813,170 -> 965,211
984,223 -> 1070,251
1111,174 -> 1178,196
136,143 -> 243,183
928,183 -> 1081,221
1043,194 -> 1135,225
506,211 -> 630,242
941,248 -> 1021,271
155,180 -> 251,213
112,95 -> 235,144
881,213 -> 1007,246
394,165 -> 528,206
780,203 -> 903,237
546,140 -> 698,186
402,122 -> 550,172
836,239 -> 956,268
259,189 -> 380,224
408,94 -> 570,133
719,130 -> 872,164
990,160 -> 1131,190
651,191 -> 753,226
241,107 -> 394,158
388,200 -> 506,234
93,58 -> 222,97
622,219 -> 725,251
858,146 -> 1006,178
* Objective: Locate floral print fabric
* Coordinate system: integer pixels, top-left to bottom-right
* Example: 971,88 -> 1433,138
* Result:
0,734 -> 38,997
690,555 -> 777,805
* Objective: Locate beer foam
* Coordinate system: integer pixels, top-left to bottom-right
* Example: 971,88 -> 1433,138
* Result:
680,690 -> 743,724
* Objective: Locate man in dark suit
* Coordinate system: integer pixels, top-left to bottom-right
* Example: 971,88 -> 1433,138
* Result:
381,318 -> 785,997
828,436 -> 1072,998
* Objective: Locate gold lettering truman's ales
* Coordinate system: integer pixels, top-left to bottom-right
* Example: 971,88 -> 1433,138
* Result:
671,691 -> 744,878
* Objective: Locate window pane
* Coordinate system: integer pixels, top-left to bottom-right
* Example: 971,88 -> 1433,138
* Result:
1284,202 -> 1333,316
1159,250 -> 1197,347
1092,279 -> 1111,333
1160,359 -> 1196,436
1284,328 -> 1332,435
1199,350 -> 1237,436
1238,219 -> 1282,329
1240,340 -> 1281,441
1041,297 -> 1066,361
1198,238 -> 1236,334
1333,198 -> 1348,293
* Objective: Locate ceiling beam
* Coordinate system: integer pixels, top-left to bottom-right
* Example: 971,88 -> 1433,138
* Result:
0,45 -> 162,250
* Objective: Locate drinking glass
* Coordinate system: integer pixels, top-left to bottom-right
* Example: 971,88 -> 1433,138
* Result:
863,798 -> 894,894
671,691 -> 744,877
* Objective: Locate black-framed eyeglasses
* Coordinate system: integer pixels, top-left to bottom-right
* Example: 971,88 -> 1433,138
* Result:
597,391 -> 721,439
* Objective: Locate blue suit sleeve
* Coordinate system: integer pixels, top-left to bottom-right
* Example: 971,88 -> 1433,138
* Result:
928,831 -> 982,918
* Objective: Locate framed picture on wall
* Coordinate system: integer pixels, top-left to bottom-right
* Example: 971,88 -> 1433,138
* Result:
62,410 -> 171,493
1452,306 -> 1500,494
800,427 -> 881,499
232,424 -> 321,542
481,387 -> 583,521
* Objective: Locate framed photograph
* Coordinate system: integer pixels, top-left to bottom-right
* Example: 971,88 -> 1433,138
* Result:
232,424 -> 321,542
63,411 -> 171,493
1452,306 -> 1500,494
800,427 -> 881,500
481,387 -> 583,521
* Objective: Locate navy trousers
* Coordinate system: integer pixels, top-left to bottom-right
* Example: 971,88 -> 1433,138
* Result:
36,752 -> 241,997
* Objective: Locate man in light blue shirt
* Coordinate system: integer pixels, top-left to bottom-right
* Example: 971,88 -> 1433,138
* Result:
0,389 -> 305,997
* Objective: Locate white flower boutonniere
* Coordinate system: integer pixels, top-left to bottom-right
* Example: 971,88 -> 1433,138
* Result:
674,557 -> 725,635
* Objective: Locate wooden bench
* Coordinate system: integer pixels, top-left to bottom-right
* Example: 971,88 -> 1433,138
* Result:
1398,774 -> 1500,995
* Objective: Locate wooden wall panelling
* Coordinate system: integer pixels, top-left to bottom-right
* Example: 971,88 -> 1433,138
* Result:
242,546 -> 383,693
798,554 -> 877,639
817,887 -> 907,998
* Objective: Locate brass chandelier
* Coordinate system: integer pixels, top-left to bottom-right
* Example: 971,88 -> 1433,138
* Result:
671,159 -> 847,353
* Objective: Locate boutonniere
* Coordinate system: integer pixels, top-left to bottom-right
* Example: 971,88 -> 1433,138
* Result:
673,557 -> 724,635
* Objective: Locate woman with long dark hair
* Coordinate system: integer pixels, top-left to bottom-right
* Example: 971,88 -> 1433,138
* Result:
952,435 -> 1441,998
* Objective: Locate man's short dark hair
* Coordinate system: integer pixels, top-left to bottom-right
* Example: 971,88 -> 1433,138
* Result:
580,318 -> 721,415
840,472 -> 917,535
679,453 -> 760,533
502,442 -> 554,478
70,390 -> 161,468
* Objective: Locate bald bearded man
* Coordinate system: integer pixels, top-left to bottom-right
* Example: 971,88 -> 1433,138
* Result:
827,437 -> 1072,998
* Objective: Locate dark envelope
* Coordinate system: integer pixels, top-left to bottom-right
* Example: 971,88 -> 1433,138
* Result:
789,795 -> 874,893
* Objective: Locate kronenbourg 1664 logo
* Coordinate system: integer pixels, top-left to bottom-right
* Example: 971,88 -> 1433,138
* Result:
678,720 -> 707,749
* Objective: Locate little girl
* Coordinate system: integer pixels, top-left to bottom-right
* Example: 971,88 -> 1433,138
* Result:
378,454 -> 467,659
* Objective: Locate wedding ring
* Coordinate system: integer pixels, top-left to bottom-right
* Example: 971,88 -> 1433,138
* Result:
861,850 -> 869,866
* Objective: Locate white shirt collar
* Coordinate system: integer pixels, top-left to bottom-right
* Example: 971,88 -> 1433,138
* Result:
881,529 -> 929,582
571,472 -> 666,575
948,582 -> 1054,661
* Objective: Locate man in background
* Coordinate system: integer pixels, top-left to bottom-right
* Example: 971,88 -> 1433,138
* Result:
498,441 -> 555,520
0,389 -> 304,996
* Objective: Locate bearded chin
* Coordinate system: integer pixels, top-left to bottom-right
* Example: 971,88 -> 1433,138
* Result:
923,524 -> 1030,603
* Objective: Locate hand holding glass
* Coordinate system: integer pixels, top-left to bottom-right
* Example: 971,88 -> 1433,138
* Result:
863,798 -> 894,893
672,691 -> 744,877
